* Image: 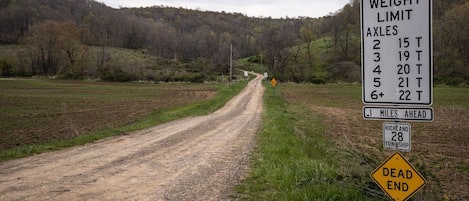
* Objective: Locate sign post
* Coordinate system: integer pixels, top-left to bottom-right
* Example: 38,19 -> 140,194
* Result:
270,77 -> 278,95
361,1 -> 433,199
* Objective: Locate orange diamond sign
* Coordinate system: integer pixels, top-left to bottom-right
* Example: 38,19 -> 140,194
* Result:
371,152 -> 427,201
270,77 -> 278,87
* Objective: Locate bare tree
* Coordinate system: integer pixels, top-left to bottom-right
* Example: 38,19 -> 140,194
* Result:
299,22 -> 317,81
261,21 -> 298,81
26,20 -> 85,76
26,20 -> 62,74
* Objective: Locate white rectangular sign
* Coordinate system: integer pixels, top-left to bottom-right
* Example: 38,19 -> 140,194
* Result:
361,0 -> 433,105
364,106 -> 433,122
383,122 -> 411,152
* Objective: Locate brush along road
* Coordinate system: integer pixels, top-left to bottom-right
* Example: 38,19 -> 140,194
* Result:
0,74 -> 265,201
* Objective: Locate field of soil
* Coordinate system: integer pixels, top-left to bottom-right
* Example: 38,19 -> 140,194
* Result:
0,75 -> 264,200
0,79 -> 217,150
281,84 -> 469,200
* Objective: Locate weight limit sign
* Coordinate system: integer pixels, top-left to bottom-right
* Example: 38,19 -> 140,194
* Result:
361,0 -> 433,105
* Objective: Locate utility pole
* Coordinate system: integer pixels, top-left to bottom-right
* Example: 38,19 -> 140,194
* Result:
221,66 -> 224,84
229,44 -> 233,86
173,53 -> 177,71
260,53 -> 263,74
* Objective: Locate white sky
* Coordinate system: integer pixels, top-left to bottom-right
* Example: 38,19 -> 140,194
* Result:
96,0 -> 351,18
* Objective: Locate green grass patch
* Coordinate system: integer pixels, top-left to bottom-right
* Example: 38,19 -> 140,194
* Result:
237,82 -> 385,201
289,83 -> 362,108
457,164 -> 469,172
434,86 -> 469,109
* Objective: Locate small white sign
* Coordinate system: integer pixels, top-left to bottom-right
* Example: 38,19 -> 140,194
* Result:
383,122 -> 411,152
264,72 -> 268,79
364,106 -> 433,122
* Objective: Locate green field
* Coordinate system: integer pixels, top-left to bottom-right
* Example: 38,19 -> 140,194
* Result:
238,83 -> 469,200
0,79 -> 246,161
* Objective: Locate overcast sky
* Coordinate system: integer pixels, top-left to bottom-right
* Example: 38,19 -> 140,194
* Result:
96,0 -> 351,18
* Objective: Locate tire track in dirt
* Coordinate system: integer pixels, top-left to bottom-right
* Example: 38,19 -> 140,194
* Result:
0,74 -> 265,201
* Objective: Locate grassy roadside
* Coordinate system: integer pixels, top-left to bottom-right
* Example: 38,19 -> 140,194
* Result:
0,81 -> 247,162
239,82 -> 469,200
236,82 -> 385,201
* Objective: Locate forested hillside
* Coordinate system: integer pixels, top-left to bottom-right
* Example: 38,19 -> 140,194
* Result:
0,0 -> 468,84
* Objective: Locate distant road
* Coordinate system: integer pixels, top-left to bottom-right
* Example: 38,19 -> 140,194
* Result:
0,73 -> 265,200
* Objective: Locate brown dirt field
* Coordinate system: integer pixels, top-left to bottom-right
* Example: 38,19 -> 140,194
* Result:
0,75 -> 265,200
0,80 -> 217,150
281,84 -> 469,201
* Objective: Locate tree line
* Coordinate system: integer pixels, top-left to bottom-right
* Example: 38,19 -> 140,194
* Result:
0,0 -> 468,84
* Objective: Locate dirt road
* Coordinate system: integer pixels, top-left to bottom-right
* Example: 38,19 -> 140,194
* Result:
0,75 -> 265,201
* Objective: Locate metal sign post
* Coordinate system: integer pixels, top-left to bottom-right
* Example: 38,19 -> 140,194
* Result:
361,1 -> 433,199
270,77 -> 278,95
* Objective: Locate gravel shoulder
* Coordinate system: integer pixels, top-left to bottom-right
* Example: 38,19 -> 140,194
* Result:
0,75 -> 265,201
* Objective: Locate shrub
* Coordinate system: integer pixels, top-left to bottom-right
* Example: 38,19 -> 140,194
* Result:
99,67 -> 136,82
0,60 -> 13,77
326,61 -> 360,83
311,75 -> 328,84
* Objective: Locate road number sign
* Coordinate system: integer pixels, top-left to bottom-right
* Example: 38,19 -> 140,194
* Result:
361,0 -> 433,105
364,106 -> 433,122
383,122 -> 411,152
371,152 -> 427,201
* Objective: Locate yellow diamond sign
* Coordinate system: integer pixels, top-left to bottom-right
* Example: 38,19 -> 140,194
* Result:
371,152 -> 427,201
270,77 -> 278,87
